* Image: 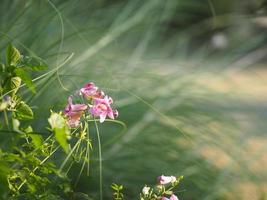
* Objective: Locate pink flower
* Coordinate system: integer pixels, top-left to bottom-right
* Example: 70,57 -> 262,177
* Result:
170,194 -> 179,200
64,97 -> 87,127
161,197 -> 169,200
90,96 -> 118,123
161,194 -> 179,200
79,82 -> 104,99
157,175 -> 177,185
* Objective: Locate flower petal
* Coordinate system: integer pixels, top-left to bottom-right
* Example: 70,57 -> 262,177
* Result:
99,114 -> 106,123
170,194 -> 179,200
107,109 -> 114,119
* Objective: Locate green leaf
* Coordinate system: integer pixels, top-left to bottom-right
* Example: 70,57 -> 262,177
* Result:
165,191 -> 173,195
23,125 -> 33,133
48,112 -> 70,153
4,76 -> 21,96
23,125 -> 43,147
19,56 -> 47,71
6,44 -> 21,66
28,133 -> 43,148
14,68 -> 36,93
111,183 -> 119,190
12,118 -> 20,132
0,63 -> 5,73
0,161 -> 11,191
13,101 -> 33,120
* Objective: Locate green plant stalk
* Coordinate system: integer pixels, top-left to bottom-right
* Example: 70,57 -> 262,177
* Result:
3,109 -> 9,129
87,122 -> 90,176
74,149 -> 87,188
59,138 -> 81,172
46,0 -> 68,91
94,119 -> 103,200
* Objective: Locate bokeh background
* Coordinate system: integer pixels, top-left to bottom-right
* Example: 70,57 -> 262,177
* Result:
1,0 -> 267,199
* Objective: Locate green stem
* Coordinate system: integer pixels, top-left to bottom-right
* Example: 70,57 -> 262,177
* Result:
59,138 -> 81,172
86,122 -> 90,176
74,149 -> 87,188
3,109 -> 9,129
94,119 -> 103,200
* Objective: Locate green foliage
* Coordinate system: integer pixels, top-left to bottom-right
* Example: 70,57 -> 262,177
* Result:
13,101 -> 33,120
0,43 -> 106,199
19,56 -> 47,71
0,44 -> 47,96
14,68 -> 35,93
25,126 -> 43,148
1,0 -> 267,199
0,45 -> 74,199
4,147 -> 72,198
0,159 -> 12,191
4,77 -> 22,97
28,133 -> 43,148
111,183 -> 124,200
48,112 -> 70,153
6,44 -> 20,66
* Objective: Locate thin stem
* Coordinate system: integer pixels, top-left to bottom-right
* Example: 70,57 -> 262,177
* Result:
65,159 -> 75,175
94,119 -> 103,200
3,109 -> 9,129
59,138 -> 81,172
86,122 -> 90,176
46,0 -> 68,91
74,149 -> 87,188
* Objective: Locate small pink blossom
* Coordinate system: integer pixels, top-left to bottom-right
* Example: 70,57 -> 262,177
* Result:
157,175 -> 177,185
161,194 -> 179,200
161,197 -> 169,200
90,96 -> 118,123
64,97 -> 87,127
170,194 -> 179,200
79,82 -> 104,99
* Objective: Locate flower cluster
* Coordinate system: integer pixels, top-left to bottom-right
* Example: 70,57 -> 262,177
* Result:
64,82 -> 118,127
157,175 -> 177,185
140,175 -> 182,200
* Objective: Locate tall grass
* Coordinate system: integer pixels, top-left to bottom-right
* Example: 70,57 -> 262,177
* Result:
0,0 -> 267,199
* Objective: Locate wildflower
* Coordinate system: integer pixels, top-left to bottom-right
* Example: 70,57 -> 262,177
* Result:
90,96 -> 118,123
64,97 -> 87,127
142,186 -> 150,195
79,82 -> 104,99
161,194 -> 179,200
94,90 -> 105,99
161,197 -> 170,200
157,175 -> 177,185
170,194 -> 179,200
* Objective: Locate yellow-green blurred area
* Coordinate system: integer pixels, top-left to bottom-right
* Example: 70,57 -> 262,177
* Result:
1,0 -> 267,199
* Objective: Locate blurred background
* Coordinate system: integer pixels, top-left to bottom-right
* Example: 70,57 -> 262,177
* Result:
1,0 -> 267,199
